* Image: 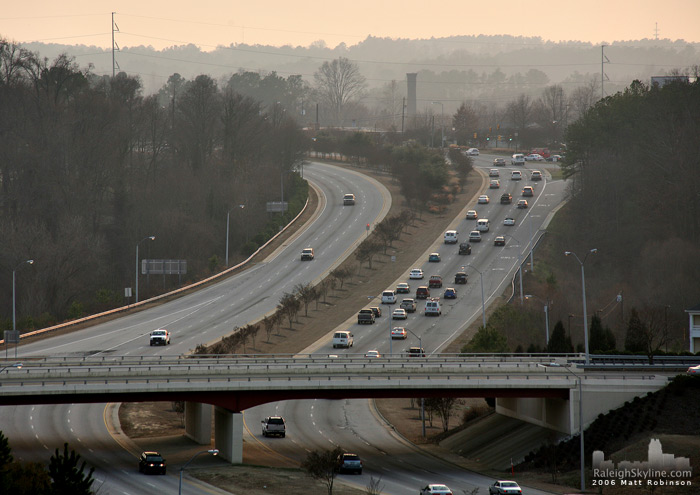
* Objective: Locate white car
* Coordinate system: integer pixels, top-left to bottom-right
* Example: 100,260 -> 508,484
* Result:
381,290 -> 397,304
409,268 -> 424,279
468,230 -> 482,242
391,308 -> 408,320
511,170 -> 522,180
687,365 -> 700,375
465,148 -> 479,156
525,153 -> 544,161
365,350 -> 381,358
489,168 -> 500,177
489,480 -> 522,494
391,327 -> 408,339
478,195 -> 490,204
503,217 -> 516,226
466,209 -> 478,220
420,484 -> 453,495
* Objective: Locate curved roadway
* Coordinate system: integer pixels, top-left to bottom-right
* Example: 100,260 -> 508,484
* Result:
1,157 -> 566,495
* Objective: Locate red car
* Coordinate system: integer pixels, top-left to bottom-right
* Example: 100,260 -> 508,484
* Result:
428,276 -> 443,288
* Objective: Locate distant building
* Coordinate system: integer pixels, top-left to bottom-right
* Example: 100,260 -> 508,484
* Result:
685,303 -> 700,352
651,76 -> 691,88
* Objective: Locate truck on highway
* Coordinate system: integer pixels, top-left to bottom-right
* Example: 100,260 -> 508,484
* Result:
261,416 -> 286,437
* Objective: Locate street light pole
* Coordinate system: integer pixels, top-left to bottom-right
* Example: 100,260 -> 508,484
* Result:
225,205 -> 246,266
466,265 -> 486,328
405,327 -> 425,437
179,449 -> 219,495
135,236 -> 155,304
525,294 -> 550,345
12,259 -> 34,334
565,249 -> 597,365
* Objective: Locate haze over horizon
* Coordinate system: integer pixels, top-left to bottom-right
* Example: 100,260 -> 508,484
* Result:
2,0 -> 700,52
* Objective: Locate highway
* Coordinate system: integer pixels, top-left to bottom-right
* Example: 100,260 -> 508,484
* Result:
0,156 -> 567,494
0,162 -> 390,495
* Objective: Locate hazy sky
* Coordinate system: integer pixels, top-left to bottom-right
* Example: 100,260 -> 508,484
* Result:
1,1 -> 699,51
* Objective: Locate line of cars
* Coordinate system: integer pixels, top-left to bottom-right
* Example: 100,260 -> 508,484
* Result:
419,480 -> 522,494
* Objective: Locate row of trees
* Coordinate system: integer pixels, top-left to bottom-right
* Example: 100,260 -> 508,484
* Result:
194,208 -> 424,354
0,40 -> 309,330
463,304 -> 687,363
0,433 -> 95,494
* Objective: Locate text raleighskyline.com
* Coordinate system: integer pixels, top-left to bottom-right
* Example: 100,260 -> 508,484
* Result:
592,438 -> 692,480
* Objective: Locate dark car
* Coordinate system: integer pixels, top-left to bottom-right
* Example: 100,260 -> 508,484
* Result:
139,451 -> 166,475
415,286 -> 430,299
337,452 -> 363,474
407,346 -> 426,357
500,193 -> 512,204
458,242 -> 472,255
454,272 -> 468,284
428,275 -> 443,288
444,287 -> 457,299
494,235 -> 506,246
369,306 -> 382,318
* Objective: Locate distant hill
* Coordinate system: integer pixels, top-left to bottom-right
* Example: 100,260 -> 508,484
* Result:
14,35 -> 700,97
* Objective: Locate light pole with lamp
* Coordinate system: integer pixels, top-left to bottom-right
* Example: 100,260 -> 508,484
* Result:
465,264 -> 486,328
431,101 -> 444,148
503,234 -> 524,304
135,236 -> 155,304
404,327 -> 426,437
525,294 -> 550,345
12,259 -> 34,334
539,363 -> 585,492
179,449 -> 219,495
564,248 -> 597,365
0,363 -> 22,373
225,204 -> 246,266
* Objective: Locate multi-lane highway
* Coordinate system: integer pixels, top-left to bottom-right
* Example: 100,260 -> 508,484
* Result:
0,156 -> 566,494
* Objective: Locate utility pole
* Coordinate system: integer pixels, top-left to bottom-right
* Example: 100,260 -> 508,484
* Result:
601,45 -> 610,99
111,12 -> 120,77
401,97 -> 405,134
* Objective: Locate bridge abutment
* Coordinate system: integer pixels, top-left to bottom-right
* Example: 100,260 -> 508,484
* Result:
214,407 -> 243,464
184,401 -> 212,444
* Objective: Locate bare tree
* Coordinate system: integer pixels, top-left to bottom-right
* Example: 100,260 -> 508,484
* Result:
295,283 -> 316,317
263,315 -> 275,342
355,239 -> 383,270
424,397 -> 464,432
365,476 -> 385,495
301,446 -> 344,495
314,57 -> 366,126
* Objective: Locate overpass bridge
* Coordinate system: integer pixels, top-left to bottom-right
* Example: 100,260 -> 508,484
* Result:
0,354 -> 677,463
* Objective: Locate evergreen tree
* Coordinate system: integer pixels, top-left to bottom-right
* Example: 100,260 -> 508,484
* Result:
48,443 -> 95,495
625,308 -> 647,353
547,321 -> 574,353
461,326 -> 509,353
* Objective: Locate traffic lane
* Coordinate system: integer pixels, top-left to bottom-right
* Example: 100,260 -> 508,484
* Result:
15,163 -> 389,359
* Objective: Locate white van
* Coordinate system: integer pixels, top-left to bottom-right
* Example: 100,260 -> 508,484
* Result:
511,153 -> 525,165
425,298 -> 441,316
381,290 -> 397,304
444,230 -> 458,244
476,218 -> 490,232
332,331 -> 354,348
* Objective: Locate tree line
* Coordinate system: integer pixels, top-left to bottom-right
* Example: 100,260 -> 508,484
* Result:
0,40 -> 309,331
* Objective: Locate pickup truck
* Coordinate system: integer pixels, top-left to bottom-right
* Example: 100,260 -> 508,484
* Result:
428,275 -> 443,288
357,309 -> 375,324
149,329 -> 170,346
400,298 -> 417,313
261,416 -> 286,437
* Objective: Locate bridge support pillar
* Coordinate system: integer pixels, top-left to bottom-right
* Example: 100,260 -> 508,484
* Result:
184,402 -> 212,444
214,407 -> 243,464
